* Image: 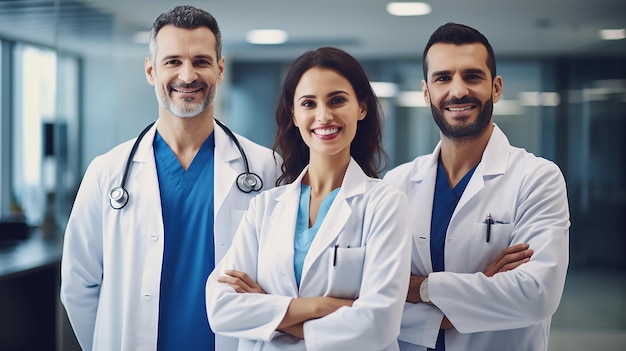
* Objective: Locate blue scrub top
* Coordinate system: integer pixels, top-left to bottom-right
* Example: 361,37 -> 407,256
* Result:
294,184 -> 340,287
430,157 -> 476,351
154,131 -> 216,351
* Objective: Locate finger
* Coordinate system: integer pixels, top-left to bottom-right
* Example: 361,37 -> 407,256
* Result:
498,257 -> 530,273
218,275 -> 253,292
500,243 -> 530,256
495,248 -> 533,266
490,244 -> 529,265
225,270 -> 258,287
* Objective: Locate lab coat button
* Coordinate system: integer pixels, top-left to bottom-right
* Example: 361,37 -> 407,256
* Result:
417,235 -> 428,243
143,292 -> 152,300
148,233 -> 158,241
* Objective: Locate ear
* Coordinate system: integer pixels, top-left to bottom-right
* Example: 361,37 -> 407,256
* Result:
492,75 -> 503,103
422,80 -> 431,107
217,56 -> 225,84
358,102 -> 367,120
292,110 -> 298,127
145,57 -> 155,85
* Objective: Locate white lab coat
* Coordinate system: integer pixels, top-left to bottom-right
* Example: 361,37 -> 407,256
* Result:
60,120 -> 282,351
383,124 -> 570,351
206,158 -> 412,351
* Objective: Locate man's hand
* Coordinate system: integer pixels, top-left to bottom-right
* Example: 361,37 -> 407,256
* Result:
218,270 -> 266,294
407,275 -> 427,303
407,244 -> 532,303
483,243 -> 533,277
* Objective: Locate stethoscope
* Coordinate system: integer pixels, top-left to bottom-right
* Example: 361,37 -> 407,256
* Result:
109,119 -> 263,210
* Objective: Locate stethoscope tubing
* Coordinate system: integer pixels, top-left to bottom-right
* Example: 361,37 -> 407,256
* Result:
109,119 -> 262,209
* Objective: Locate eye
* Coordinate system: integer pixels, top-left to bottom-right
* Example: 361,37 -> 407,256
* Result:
329,96 -> 346,105
301,100 -> 315,108
434,76 -> 450,82
164,59 -> 181,66
195,59 -> 212,66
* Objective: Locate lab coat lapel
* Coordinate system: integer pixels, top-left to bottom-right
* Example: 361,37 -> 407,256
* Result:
272,174 -> 305,295
300,159 -> 365,284
452,124 -> 509,216
213,120 -> 240,213
127,121 -> 161,210
410,147 -> 438,273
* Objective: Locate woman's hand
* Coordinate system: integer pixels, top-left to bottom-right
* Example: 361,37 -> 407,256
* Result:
218,270 -> 266,294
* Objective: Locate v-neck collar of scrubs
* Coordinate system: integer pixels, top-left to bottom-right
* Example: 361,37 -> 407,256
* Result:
153,131 -> 215,197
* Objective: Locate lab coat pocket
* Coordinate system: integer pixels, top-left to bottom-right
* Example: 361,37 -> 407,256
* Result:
325,246 -> 366,299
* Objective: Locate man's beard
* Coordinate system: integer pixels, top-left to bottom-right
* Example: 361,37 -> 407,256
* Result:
155,81 -> 215,118
430,95 -> 493,140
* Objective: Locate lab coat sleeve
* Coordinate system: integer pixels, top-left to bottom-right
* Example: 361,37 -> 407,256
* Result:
60,158 -> 105,351
304,186 -> 412,351
430,162 -> 570,333
398,302 -> 443,349
206,195 -> 293,341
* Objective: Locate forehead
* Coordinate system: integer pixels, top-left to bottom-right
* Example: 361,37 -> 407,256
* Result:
295,67 -> 354,96
426,43 -> 489,75
154,25 -> 217,58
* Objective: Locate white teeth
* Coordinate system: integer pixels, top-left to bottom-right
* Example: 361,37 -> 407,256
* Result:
314,128 -> 339,135
447,106 -> 473,112
174,88 -> 201,93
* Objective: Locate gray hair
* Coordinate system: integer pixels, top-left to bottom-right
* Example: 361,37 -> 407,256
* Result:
148,5 -> 222,63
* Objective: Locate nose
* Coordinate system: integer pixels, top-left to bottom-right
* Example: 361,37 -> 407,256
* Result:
316,106 -> 332,123
448,75 -> 469,99
178,62 -> 198,83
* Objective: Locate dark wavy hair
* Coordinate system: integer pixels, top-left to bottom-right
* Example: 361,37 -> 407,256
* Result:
149,5 -> 222,62
273,47 -> 388,186
422,22 -> 497,82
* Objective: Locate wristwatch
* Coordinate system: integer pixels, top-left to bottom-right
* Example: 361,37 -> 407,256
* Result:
419,277 -> 432,304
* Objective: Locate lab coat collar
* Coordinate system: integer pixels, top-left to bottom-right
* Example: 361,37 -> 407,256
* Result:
409,123 -> 511,183
213,120 -> 242,211
277,157 -> 367,201
132,119 -> 159,163
479,123 -> 511,176
130,118 -> 241,213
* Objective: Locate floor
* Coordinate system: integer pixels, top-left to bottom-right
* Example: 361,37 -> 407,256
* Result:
548,269 -> 626,351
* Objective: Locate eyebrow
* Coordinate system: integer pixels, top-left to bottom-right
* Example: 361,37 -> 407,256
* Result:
160,54 -> 215,62
431,68 -> 487,78
297,90 -> 350,101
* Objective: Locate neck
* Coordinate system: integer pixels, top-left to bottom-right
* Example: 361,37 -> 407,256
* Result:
156,111 -> 215,169
439,123 -> 493,187
304,153 -> 349,195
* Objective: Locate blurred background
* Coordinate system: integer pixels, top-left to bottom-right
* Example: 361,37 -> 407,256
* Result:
0,0 -> 624,350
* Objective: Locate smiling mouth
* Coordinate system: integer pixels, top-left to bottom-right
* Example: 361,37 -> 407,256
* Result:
313,127 -> 340,136
172,87 -> 203,94
446,105 -> 475,112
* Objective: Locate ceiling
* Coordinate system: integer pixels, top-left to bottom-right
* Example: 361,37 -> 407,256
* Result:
0,0 -> 624,61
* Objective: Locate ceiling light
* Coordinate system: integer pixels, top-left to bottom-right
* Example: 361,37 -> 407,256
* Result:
371,82 -> 398,98
397,91 -> 427,107
386,2 -> 431,16
599,28 -> 626,40
246,29 -> 288,45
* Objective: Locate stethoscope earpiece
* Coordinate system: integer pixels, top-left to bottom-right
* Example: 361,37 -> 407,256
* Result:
237,172 -> 263,193
109,186 -> 129,210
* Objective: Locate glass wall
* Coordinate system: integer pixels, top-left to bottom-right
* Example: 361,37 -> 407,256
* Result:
11,44 -> 57,227
4,43 -> 79,231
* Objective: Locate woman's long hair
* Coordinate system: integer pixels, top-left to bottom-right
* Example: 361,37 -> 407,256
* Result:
273,47 -> 388,185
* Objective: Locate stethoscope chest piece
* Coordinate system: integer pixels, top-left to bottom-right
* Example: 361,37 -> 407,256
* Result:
109,186 -> 129,210
237,172 -> 263,193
